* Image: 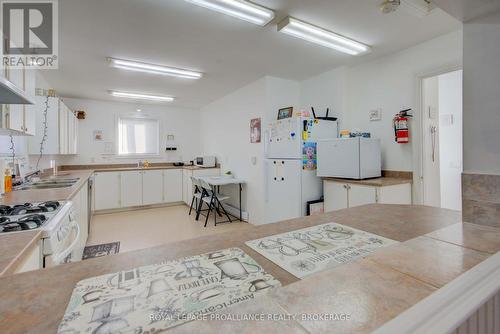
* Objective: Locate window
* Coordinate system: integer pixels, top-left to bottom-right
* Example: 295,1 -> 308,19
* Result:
118,117 -> 159,155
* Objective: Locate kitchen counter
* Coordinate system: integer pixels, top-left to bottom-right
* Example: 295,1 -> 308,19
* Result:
60,163 -> 219,173
0,230 -> 42,277
0,170 -> 94,206
323,176 -> 412,187
0,204 -> 477,334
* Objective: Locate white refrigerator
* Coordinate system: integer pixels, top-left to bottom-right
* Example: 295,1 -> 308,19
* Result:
317,137 -> 381,179
265,117 -> 338,223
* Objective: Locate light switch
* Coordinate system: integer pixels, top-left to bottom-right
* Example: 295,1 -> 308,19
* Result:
251,156 -> 257,165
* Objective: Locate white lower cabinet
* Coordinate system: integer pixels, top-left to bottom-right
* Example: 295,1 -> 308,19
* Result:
324,182 -> 348,212
142,170 -> 164,206
120,171 -> 142,207
94,168 -> 200,211
70,181 -> 89,260
349,184 -> 377,208
164,169 -> 183,203
324,181 -> 412,212
94,172 -> 121,210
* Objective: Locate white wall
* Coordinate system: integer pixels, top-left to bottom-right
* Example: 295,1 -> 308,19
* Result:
59,98 -> 202,165
438,70 -> 463,210
298,30 -> 462,176
200,78 -> 268,225
200,76 -> 300,225
463,10 -> 500,174
345,30 -> 463,172
300,66 -> 347,128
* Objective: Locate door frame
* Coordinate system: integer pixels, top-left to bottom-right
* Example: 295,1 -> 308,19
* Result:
412,63 -> 462,205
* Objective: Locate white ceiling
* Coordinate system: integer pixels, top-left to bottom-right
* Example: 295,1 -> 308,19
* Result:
433,0 -> 500,21
40,0 -> 461,108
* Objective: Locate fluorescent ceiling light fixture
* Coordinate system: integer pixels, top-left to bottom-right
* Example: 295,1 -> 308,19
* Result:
184,0 -> 274,26
108,58 -> 202,79
278,17 -> 370,56
109,91 -> 175,102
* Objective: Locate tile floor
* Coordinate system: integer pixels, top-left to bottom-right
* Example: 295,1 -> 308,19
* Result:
87,205 -> 253,253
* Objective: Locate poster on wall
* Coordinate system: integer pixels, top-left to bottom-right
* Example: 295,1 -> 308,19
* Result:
250,118 -> 261,143
303,142 -> 317,170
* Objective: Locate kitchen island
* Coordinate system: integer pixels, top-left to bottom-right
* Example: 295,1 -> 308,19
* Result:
4,204 -> 498,333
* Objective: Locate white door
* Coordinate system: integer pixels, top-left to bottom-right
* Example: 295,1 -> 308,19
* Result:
142,170 -> 164,205
323,181 -> 348,212
94,172 -> 121,210
67,110 -> 75,154
164,169 -> 183,203
348,184 -> 377,208
422,76 -> 441,207
421,70 -> 463,210
6,68 -> 25,132
120,171 -> 142,207
266,159 -> 302,223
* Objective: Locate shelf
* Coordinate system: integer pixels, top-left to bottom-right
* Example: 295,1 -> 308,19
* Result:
0,75 -> 35,105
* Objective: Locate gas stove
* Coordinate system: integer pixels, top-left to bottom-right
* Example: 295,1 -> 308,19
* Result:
0,201 -> 64,234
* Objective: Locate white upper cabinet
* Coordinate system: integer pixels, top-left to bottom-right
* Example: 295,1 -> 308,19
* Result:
0,66 -> 37,135
28,96 -> 78,155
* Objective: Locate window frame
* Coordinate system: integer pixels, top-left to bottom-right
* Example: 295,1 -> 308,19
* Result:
116,116 -> 161,157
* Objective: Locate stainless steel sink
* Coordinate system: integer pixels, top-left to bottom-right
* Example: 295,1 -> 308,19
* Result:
32,178 -> 80,185
14,177 -> 80,191
17,184 -> 74,190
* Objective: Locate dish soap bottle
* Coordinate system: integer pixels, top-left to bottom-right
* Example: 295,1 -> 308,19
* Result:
4,168 -> 12,193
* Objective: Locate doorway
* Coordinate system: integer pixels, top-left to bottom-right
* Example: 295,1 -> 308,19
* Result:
421,70 -> 463,211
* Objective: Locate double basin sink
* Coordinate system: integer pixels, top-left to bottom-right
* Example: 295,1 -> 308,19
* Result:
15,178 -> 80,191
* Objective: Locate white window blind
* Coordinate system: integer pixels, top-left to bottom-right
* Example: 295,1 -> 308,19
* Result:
118,117 -> 159,155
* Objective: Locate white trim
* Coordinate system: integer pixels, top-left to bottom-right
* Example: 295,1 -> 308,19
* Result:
372,252 -> 500,334
412,63 -> 462,204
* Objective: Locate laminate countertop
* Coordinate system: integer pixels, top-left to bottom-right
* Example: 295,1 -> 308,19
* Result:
323,176 -> 412,187
0,204 -> 487,334
0,170 -> 94,206
0,230 -> 42,277
60,163 -> 220,173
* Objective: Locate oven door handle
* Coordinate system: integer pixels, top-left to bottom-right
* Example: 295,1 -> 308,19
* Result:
53,220 -> 81,264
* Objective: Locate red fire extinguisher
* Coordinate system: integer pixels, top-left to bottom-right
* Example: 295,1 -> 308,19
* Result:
393,109 -> 412,144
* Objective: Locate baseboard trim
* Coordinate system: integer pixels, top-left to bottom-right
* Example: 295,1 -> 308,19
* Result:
93,201 -> 184,215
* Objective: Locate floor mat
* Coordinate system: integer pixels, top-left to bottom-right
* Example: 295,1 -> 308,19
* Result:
58,247 -> 280,333
83,242 -> 120,260
246,222 -> 398,279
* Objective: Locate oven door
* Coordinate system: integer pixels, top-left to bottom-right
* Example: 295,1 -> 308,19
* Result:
44,216 -> 82,267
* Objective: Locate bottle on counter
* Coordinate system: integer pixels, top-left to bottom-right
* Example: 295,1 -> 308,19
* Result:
4,168 -> 12,193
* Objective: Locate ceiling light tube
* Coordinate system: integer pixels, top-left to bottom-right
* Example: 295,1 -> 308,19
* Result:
184,0 -> 275,26
109,91 -> 175,102
108,58 -> 203,79
278,17 -> 370,56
